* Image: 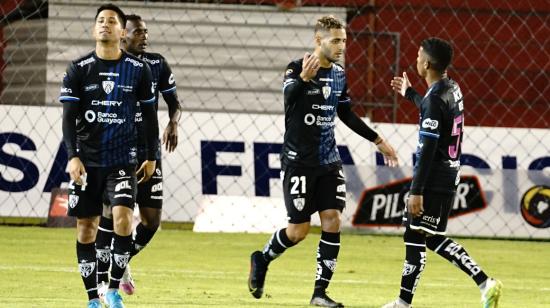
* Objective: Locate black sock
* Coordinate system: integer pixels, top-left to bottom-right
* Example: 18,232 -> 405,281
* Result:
108,234 -> 132,289
426,235 -> 488,285
399,229 -> 426,305
77,241 -> 98,300
95,217 -> 114,284
313,231 -> 340,295
261,228 -> 295,263
131,223 -> 158,257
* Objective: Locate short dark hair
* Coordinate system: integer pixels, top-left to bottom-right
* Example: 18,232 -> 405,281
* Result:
314,15 -> 344,33
421,37 -> 453,73
95,4 -> 126,28
125,14 -> 142,24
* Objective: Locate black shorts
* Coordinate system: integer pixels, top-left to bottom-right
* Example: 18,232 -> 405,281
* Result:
403,192 -> 454,235
135,159 -> 163,209
68,166 -> 137,218
282,163 -> 346,224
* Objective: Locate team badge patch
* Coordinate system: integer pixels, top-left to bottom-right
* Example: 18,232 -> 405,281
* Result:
323,259 -> 337,272
102,80 -> 115,94
113,253 -> 130,269
68,194 -> 79,209
79,261 -> 95,278
402,262 -> 417,276
322,85 -> 331,99
293,197 -> 305,211
96,248 -> 110,263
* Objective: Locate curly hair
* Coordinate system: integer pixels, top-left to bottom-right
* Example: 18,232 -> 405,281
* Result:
314,15 -> 344,33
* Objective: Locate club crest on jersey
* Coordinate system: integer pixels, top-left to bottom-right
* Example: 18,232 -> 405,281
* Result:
68,194 -> 79,209
79,260 -> 95,278
402,262 -> 417,276
293,197 -> 305,211
322,85 -> 331,99
102,80 -> 115,94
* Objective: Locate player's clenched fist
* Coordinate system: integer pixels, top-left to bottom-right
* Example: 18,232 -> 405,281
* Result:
300,52 -> 320,82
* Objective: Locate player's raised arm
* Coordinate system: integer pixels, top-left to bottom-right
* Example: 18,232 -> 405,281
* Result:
391,72 -> 422,107
282,52 -> 320,103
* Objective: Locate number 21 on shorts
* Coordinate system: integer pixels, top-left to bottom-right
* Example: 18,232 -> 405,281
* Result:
290,176 -> 306,195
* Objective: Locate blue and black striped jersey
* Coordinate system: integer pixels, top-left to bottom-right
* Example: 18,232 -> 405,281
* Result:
59,51 -> 155,167
281,59 -> 350,167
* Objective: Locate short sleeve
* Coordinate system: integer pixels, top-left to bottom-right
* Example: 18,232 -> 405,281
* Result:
59,62 -> 81,103
158,57 -> 176,94
138,64 -> 156,104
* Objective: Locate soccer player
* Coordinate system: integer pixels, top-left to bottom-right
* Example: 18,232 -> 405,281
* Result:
383,37 -> 502,308
95,14 -> 182,297
60,4 -> 158,308
248,15 -> 398,308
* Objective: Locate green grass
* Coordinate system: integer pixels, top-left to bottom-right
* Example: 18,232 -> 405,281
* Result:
0,226 -> 549,307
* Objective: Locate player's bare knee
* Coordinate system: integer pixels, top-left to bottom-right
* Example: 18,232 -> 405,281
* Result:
140,208 -> 161,230
112,206 -> 133,235
141,219 -> 160,231
320,212 -> 342,232
323,217 -> 341,232
77,218 -> 98,243
287,230 -> 307,243
286,224 -> 309,243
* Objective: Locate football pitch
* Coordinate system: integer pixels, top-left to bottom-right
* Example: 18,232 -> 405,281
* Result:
0,226 -> 548,307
